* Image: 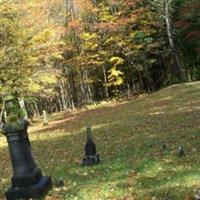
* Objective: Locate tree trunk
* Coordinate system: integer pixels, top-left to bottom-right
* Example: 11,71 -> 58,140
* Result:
57,94 -> 63,111
33,101 -> 40,117
102,65 -> 109,98
127,83 -> 131,99
138,72 -> 144,91
164,0 -> 186,82
85,69 -> 92,102
0,95 -> 5,126
61,91 -> 67,110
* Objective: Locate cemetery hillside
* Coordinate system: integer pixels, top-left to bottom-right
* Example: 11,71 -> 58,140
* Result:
0,82 -> 200,199
0,0 -> 200,200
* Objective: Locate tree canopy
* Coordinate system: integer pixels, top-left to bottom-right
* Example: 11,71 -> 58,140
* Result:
0,0 -> 199,115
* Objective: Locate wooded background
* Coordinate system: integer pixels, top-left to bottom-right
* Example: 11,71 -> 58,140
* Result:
0,0 -> 199,115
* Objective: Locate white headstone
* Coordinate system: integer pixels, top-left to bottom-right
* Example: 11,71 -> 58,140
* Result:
43,110 -> 48,125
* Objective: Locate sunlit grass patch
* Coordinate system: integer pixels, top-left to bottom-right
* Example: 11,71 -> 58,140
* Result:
0,136 -> 6,148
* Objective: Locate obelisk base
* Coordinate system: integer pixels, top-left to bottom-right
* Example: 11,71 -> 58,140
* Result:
6,176 -> 52,200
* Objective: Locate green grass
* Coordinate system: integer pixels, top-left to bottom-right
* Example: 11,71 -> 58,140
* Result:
1,82 -> 200,199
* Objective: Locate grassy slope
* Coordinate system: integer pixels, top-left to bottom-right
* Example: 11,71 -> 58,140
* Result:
0,82 -> 200,200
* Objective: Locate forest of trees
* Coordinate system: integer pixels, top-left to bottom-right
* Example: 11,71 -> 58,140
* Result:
0,0 -> 199,116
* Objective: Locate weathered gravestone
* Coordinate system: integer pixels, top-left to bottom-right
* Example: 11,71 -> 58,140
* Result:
43,110 -> 48,125
81,126 -> 100,166
178,146 -> 185,157
1,96 -> 52,200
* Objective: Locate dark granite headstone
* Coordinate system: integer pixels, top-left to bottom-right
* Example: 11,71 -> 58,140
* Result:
81,126 -> 100,166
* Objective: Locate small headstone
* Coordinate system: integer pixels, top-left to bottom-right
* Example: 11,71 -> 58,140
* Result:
19,98 -> 28,120
178,146 -> 185,157
43,110 -> 48,125
162,143 -> 167,150
55,179 -> 64,188
81,126 -> 100,166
